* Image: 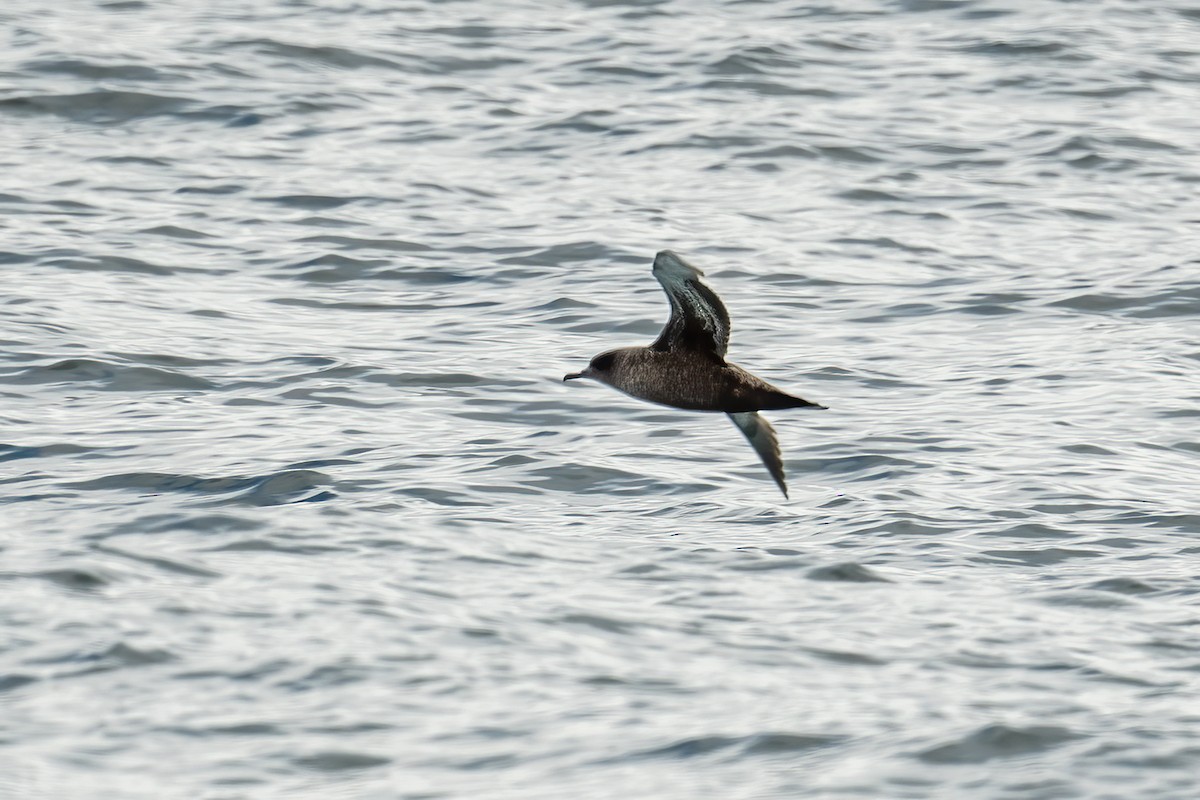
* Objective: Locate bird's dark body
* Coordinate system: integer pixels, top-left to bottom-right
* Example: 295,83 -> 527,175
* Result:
598,347 -> 819,414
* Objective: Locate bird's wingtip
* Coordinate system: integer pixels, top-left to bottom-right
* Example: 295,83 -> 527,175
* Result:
652,249 -> 704,278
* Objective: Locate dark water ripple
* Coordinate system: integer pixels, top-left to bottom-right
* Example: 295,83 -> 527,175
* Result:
2,0 -> 1200,797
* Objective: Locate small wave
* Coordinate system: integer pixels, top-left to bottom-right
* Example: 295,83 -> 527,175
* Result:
92,543 -> 221,578
951,39 -> 1075,58
291,751 -> 391,771
44,254 -> 173,275
0,90 -> 187,122
624,731 -> 844,761
0,442 -> 95,463
0,674 -> 37,693
255,194 -> 368,210
22,58 -> 164,81
1048,282 -> 1200,318
32,568 -> 115,591
68,469 -> 335,506
802,646 -> 888,666
228,38 -> 404,71
976,547 -> 1101,566
918,724 -> 1083,764
1086,577 -> 1160,595
1037,589 -> 1133,609
139,225 -> 214,239
527,462 -> 709,496
2,359 -> 214,391
288,258 -> 473,285
807,562 -> 891,582
790,453 -> 922,480
505,241 -> 631,267
297,234 -> 433,253
46,642 -> 177,676
698,79 -> 840,98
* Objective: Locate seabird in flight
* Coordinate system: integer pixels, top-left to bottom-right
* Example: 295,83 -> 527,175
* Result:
564,250 -> 825,497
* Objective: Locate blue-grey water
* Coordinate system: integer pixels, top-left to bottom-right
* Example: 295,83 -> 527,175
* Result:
3,1 -> 1200,797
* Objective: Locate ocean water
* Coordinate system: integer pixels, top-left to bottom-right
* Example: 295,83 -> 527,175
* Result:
2,0 -> 1200,797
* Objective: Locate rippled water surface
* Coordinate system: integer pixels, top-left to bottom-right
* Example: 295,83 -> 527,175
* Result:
3,0 -> 1200,797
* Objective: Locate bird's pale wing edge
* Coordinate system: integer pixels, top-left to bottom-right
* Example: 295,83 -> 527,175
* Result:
727,411 -> 788,498
650,251 -> 731,358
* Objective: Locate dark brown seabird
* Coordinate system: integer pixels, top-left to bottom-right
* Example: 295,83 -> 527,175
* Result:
564,250 -> 826,498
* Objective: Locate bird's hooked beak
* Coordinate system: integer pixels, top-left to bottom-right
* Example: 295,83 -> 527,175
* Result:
563,366 -> 592,382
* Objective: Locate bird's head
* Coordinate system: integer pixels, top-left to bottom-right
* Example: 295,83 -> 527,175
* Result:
563,350 -> 620,385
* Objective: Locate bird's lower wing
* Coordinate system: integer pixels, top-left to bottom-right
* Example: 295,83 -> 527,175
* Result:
727,412 -> 788,498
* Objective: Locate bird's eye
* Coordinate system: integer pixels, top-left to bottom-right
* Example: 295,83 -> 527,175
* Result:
591,353 -> 614,371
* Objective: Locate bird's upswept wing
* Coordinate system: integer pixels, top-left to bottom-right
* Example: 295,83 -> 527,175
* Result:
728,411 -> 788,498
649,250 -> 730,360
